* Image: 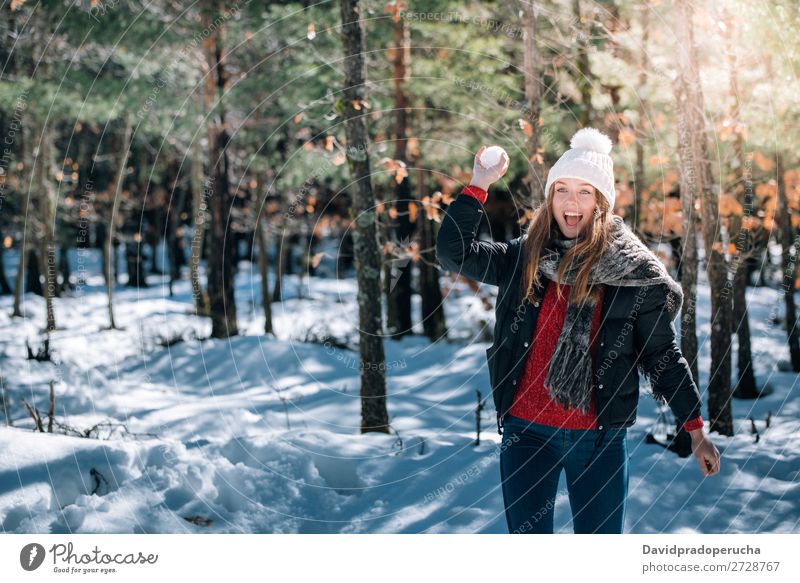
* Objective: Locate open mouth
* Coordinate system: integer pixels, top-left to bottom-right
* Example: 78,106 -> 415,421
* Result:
564,212 -> 583,228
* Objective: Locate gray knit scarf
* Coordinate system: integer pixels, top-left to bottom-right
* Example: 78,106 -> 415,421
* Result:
536,214 -> 684,413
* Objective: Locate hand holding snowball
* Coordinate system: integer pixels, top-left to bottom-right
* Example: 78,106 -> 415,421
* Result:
469,145 -> 509,192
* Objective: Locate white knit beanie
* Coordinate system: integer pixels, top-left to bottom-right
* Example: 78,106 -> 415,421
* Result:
544,127 -> 616,210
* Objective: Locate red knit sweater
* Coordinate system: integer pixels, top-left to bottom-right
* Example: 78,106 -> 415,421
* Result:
459,185 -> 704,433
509,280 -> 604,428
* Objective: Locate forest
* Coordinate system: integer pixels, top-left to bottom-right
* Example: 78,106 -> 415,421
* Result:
0,0 -> 798,535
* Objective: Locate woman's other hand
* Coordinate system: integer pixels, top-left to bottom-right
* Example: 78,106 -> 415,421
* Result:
690,432 -> 721,477
470,146 -> 510,191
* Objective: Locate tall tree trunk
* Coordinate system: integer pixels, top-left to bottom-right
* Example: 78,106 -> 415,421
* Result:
252,171 -> 273,335
271,226 -> 290,302
673,0 -> 733,436
23,11 -> 56,329
723,13 -> 759,398
416,165 -> 446,341
105,115 -> 134,329
271,132 -> 292,303
135,149 -> 153,282
112,235 -> 121,284
25,247 -> 42,295
189,130 -> 210,316
672,79 -> 699,402
777,153 -> 800,370
12,236 -> 25,316
58,244 -> 71,294
145,218 -> 161,275
123,232 -> 149,287
167,160 -> 188,297
521,0 -> 545,206
202,0 -> 238,339
0,5 -> 18,298
33,117 -> 57,331
337,229 -> 354,275
386,6 -> 414,339
24,36 -> 58,329
386,180 -> 414,337
633,1 -> 650,236
340,0 -> 389,434
601,2 -> 624,145
13,107 -> 36,317
573,0 -> 593,127
256,220 -> 273,335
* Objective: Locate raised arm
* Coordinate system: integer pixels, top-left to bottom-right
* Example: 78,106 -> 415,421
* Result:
435,146 -> 512,287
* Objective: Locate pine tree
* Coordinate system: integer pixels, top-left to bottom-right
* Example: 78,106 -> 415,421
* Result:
340,0 -> 390,433
673,0 -> 733,436
202,0 -> 238,339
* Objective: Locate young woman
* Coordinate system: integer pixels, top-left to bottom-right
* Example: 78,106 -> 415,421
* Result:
436,128 -> 721,534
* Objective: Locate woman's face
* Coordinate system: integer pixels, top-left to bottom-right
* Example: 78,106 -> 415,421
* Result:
551,178 -> 598,238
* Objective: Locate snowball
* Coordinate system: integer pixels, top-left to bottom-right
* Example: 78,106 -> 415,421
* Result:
480,145 -> 507,168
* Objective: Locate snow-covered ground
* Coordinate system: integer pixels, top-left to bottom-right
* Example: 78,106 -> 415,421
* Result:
0,247 -> 798,533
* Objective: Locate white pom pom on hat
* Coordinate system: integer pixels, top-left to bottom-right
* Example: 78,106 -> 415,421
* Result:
544,127 -> 616,210
569,127 -> 613,155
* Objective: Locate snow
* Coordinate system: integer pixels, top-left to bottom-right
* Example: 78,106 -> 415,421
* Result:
0,247 -> 798,533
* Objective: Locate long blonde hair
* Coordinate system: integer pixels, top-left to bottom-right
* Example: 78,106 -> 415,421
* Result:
518,184 -> 612,306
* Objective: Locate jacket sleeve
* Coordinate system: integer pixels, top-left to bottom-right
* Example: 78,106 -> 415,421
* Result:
435,187 -> 512,287
633,284 -> 704,429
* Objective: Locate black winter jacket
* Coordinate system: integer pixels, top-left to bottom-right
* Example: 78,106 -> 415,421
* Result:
435,191 -> 704,435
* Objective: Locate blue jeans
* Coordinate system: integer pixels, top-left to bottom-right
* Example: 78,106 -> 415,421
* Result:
499,414 -> 629,534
